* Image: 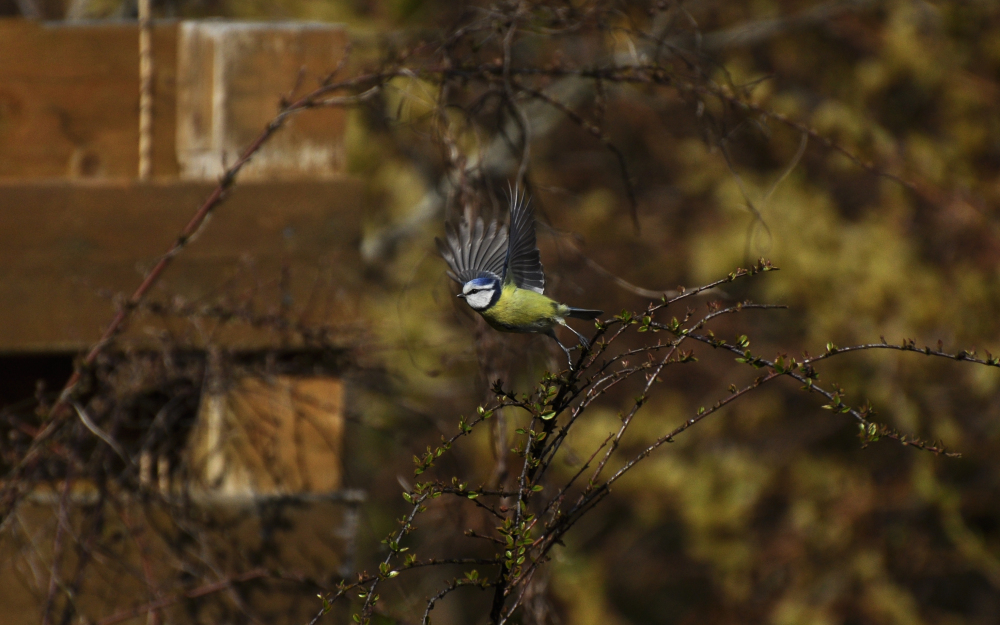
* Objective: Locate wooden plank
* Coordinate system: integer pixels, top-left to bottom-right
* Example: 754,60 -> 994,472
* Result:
0,179 -> 365,352
176,22 -> 349,180
189,376 -> 344,496
0,19 -> 179,179
0,19 -> 349,181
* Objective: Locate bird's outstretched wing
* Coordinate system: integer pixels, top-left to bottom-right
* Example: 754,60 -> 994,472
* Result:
436,207 -> 508,284
502,188 -> 545,294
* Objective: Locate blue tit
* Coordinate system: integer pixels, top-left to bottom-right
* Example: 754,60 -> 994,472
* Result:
437,189 -> 602,369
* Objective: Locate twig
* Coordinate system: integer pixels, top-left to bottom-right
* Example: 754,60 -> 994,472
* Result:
40,476 -> 72,625
95,568 -> 269,625
71,402 -> 131,468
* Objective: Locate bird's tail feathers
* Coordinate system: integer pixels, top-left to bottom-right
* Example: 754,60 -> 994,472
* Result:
565,307 -> 602,320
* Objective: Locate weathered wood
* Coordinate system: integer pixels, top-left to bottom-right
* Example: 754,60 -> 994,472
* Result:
177,21 -> 349,180
0,19 -> 349,181
0,19 -> 179,179
189,375 -> 345,496
0,21 -> 362,624
0,179 -> 365,352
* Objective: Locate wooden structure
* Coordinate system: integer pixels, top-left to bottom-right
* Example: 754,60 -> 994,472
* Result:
191,374 -> 346,497
0,18 -> 364,623
0,179 -> 364,351
0,19 -> 357,350
0,19 -> 348,182
0,14 -> 358,493
176,21 -> 349,180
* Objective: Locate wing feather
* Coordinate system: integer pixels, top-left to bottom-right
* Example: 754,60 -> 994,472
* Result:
436,209 -> 508,285
479,221 -> 507,274
502,188 -> 545,294
467,214 -> 485,275
470,216 -> 489,272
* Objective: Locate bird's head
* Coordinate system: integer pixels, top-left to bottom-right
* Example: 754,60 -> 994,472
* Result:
459,276 -> 501,311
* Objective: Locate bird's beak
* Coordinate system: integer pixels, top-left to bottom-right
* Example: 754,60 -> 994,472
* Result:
457,293 -> 466,299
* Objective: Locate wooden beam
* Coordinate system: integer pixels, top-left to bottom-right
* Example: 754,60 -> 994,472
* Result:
189,375 -> 345,496
0,179 -> 365,352
0,19 -> 179,179
176,21 -> 349,181
0,19 -> 349,181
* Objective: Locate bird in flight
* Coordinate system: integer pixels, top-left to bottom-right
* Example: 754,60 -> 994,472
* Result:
437,189 -> 602,369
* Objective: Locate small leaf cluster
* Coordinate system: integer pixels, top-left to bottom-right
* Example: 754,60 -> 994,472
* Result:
497,515 -> 536,582
820,386 -> 852,415
413,438 -> 451,475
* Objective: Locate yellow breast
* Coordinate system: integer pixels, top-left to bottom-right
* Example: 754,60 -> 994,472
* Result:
480,284 -> 566,333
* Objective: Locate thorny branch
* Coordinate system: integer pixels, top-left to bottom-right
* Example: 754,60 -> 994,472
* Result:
337,254 -> 979,623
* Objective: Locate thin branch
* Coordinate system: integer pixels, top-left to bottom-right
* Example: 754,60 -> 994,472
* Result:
684,332 -> 962,456
71,402 -> 131,468
96,568 -> 269,625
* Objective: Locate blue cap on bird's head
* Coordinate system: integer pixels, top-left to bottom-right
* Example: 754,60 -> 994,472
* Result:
463,276 -> 498,291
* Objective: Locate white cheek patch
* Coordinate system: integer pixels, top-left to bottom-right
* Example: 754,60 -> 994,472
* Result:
465,289 -> 495,310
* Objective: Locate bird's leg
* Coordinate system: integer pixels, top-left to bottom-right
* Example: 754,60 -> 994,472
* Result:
545,329 -> 575,370
558,319 -> 590,350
